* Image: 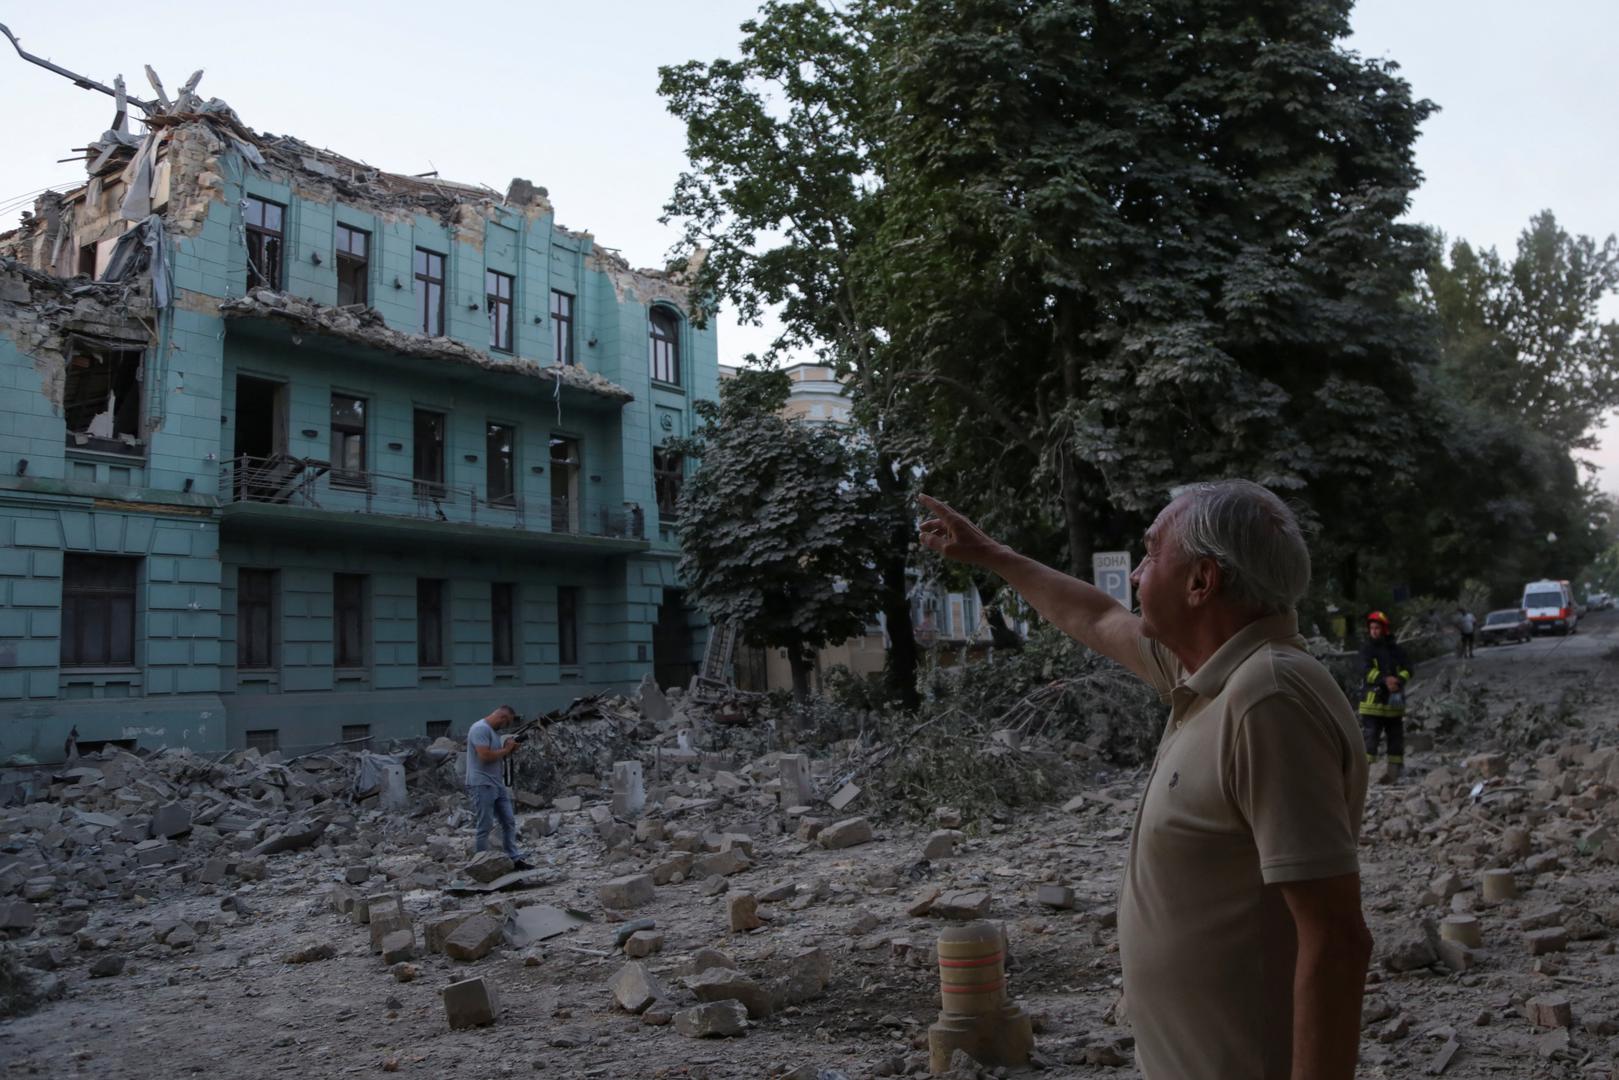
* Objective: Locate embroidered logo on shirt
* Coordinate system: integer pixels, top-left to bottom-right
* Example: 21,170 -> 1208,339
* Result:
1168,771 -> 1179,789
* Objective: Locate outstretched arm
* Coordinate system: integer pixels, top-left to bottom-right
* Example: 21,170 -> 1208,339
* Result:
918,495 -> 1149,680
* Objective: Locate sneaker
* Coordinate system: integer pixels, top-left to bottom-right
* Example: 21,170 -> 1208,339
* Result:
511,859 -> 535,872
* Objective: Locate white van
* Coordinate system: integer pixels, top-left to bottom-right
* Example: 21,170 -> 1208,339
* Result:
1522,579 -> 1578,634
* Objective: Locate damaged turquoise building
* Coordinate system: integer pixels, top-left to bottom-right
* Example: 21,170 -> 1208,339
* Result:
0,89 -> 713,761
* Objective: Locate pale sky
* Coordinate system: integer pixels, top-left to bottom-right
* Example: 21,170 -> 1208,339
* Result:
1,0 -> 1614,490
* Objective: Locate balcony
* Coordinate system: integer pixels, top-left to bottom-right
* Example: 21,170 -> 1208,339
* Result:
218,455 -> 648,553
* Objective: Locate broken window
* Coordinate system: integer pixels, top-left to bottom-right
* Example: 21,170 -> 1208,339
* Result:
649,307 -> 680,385
551,290 -> 574,366
333,573 -> 367,668
414,248 -> 444,336
64,342 -> 143,454
654,447 -> 683,520
425,720 -> 451,739
557,586 -> 580,666
413,409 -> 446,498
417,578 -> 446,668
77,243 -> 97,279
245,729 -> 280,754
330,394 -> 367,488
492,582 -> 516,668
486,422 -> 515,506
549,436 -> 580,533
486,270 -> 514,352
61,555 -> 137,668
335,224 -> 369,306
243,196 -> 284,291
236,568 -> 276,670
341,724 -> 372,750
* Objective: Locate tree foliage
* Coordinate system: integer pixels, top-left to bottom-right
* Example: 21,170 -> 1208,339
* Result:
875,0 -> 1436,579
673,369 -> 891,700
660,0 -> 925,707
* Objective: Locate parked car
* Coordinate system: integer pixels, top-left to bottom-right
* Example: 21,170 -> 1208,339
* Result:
1522,579 -> 1579,635
1588,591 -> 1613,611
1478,608 -> 1533,646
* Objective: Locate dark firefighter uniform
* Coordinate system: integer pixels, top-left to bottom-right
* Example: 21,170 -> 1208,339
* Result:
1358,613 -> 1413,773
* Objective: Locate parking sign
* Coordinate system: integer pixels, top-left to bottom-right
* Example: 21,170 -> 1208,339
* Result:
1092,550 -> 1132,609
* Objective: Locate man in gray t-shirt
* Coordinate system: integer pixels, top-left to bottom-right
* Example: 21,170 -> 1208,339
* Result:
465,705 -> 528,867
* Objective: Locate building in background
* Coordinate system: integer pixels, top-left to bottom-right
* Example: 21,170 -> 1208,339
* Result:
718,363 -> 1012,695
0,86 -> 712,762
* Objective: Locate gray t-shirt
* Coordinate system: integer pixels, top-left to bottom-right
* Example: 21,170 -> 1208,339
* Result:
1457,612 -> 1476,634
465,719 -> 506,790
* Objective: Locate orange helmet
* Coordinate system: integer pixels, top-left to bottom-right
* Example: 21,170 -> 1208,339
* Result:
1367,611 -> 1391,627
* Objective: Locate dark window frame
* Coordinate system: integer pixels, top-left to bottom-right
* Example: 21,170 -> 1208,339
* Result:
425,720 -> 452,739
245,729 -> 279,754
333,573 -> 368,669
486,421 -> 516,507
61,554 -> 138,668
414,247 -> 445,336
485,270 -> 514,353
341,723 -> 372,750
335,224 -> 370,306
243,196 -> 284,291
551,290 -> 575,366
417,578 -> 446,669
653,446 -> 683,520
413,409 -> 447,497
549,435 -> 580,533
649,307 -> 680,385
329,393 -> 368,489
492,582 -> 516,668
63,338 -> 144,456
557,585 -> 580,667
236,568 -> 276,670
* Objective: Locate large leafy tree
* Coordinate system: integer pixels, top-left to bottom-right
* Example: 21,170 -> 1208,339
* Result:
659,1 -> 926,709
876,0 -> 1436,582
674,369 -> 891,701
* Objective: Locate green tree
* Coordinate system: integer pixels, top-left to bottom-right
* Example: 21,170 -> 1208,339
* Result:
876,0 -> 1436,584
659,1 -> 927,709
674,369 -> 890,701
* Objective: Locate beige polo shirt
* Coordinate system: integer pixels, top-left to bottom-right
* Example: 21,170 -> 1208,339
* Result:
1117,613 -> 1367,1080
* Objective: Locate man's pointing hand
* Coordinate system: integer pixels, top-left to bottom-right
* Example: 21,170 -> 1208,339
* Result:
918,494 -> 1006,569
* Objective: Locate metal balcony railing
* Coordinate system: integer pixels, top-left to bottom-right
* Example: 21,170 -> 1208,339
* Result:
220,455 -> 645,540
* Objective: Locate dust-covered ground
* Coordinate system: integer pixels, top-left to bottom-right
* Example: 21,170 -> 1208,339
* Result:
2,611 -> 1617,1080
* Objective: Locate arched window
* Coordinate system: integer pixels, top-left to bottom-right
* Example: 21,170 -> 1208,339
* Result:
649,307 -> 680,385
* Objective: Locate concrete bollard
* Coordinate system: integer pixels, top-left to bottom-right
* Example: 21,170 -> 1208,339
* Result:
927,921 -> 1034,1074
1481,869 -> 1518,902
612,761 -> 645,819
1440,914 -> 1482,949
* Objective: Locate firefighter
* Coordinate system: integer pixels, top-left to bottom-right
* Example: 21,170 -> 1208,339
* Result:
1358,611 -> 1413,781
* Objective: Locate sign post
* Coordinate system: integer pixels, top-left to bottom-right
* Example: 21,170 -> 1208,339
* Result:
1092,551 -> 1133,609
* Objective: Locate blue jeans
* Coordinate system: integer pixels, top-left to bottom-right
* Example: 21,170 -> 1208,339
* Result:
469,784 -> 521,860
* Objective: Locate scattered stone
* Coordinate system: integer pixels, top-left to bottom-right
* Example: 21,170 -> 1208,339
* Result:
673,999 -> 749,1038
443,913 -> 505,962
465,852 -> 514,883
89,954 -> 125,978
425,911 -> 479,954
612,918 -> 657,948
687,947 -> 738,975
923,830 -> 964,860
381,928 -> 417,964
624,930 -> 664,958
651,853 -> 694,886
1525,995 -> 1573,1029
729,893 -> 764,933
0,901 -> 37,931
688,967 -> 774,1018
931,891 -> 991,920
1382,927 -> 1438,972
149,802 -> 193,839
907,887 -> 942,918
344,865 -> 370,885
607,961 -> 664,1014
818,817 -> 873,851
795,818 -> 825,843
935,807 -> 963,828
1036,885 -> 1076,910
598,874 -> 655,910
392,962 -> 419,983
553,795 -> 583,812
1525,927 -> 1569,956
692,850 -> 751,878
827,783 -> 861,812
443,977 -> 498,1029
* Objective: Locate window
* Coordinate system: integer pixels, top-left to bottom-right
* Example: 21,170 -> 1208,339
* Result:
61,555 -> 137,667
334,573 -> 367,668
243,196 -> 284,291
78,243 -> 97,278
341,724 -> 372,750
551,290 -> 574,366
649,307 -> 680,384
492,582 -> 515,667
425,720 -> 451,739
417,578 -> 446,668
335,224 -> 369,306
486,270 -> 514,352
486,423 -> 515,507
236,569 -> 276,670
413,410 -> 446,496
653,447 -> 683,520
557,586 -> 580,666
64,343 -> 143,454
330,394 -> 367,488
549,436 -> 580,533
245,729 -> 280,754
414,248 -> 445,336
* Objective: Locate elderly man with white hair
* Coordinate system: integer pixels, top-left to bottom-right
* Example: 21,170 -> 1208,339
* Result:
919,481 -> 1371,1080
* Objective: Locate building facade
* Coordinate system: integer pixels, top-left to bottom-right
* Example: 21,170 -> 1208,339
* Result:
0,97 -> 712,762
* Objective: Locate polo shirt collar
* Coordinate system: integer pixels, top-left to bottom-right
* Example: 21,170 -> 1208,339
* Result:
1181,612 -> 1299,700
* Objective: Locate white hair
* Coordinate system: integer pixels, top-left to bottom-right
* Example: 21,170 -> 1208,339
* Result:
1170,480 -> 1310,615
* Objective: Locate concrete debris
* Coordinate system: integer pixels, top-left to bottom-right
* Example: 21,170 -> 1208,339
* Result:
442,977 -> 498,1029
597,874 -> 655,910
673,999 -> 749,1038
817,817 -> 873,851
607,960 -> 664,1014
442,914 -> 504,962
